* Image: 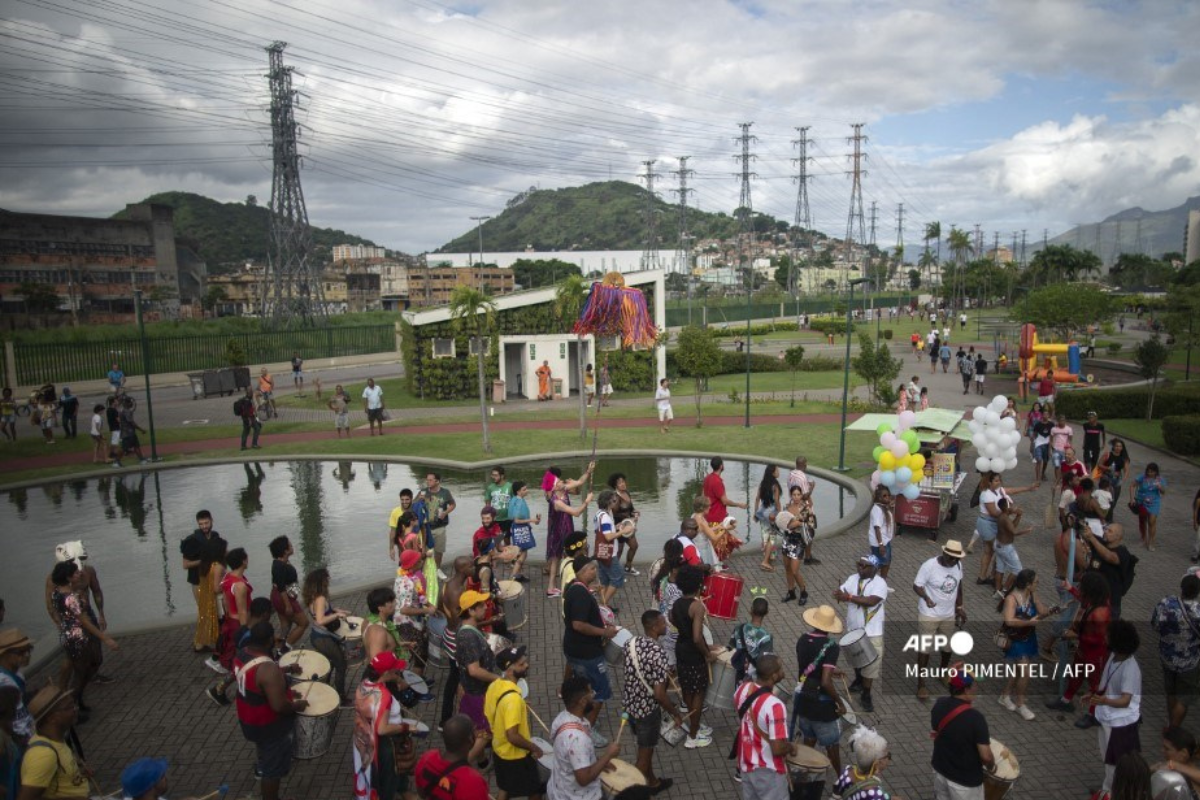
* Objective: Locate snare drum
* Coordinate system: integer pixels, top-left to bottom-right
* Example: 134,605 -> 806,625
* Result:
293,681 -> 339,759
402,669 -> 429,696
705,648 -> 737,710
426,614 -> 448,669
279,649 -> 331,684
341,615 -> 365,664
984,738 -> 1020,800
600,759 -> 646,799
533,736 -> 554,782
702,572 -> 744,620
839,629 -> 878,670
604,627 -> 633,666
498,580 -> 527,630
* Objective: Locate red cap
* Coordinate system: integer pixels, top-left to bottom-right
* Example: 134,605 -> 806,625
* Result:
400,549 -> 422,572
370,651 -> 407,674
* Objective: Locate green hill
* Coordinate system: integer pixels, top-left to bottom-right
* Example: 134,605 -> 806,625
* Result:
113,191 -> 381,272
437,181 -> 799,252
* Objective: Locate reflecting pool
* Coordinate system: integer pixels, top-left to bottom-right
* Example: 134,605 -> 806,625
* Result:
1,456 -> 853,642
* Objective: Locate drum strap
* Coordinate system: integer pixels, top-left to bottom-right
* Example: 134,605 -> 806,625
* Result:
727,686 -> 772,760
857,580 -> 884,625
416,757 -> 469,800
796,639 -> 835,688
235,656 -> 272,696
930,701 -> 973,739
627,638 -> 656,696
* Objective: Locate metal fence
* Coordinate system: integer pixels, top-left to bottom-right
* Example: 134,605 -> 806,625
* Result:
665,296 -> 912,327
13,325 -> 395,385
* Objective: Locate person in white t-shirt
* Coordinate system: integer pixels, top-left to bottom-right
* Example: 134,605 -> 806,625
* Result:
834,555 -> 887,713
867,486 -> 894,579
654,378 -> 673,434
361,378 -> 385,436
89,403 -> 106,464
912,541 -> 967,700
1081,619 -> 1142,796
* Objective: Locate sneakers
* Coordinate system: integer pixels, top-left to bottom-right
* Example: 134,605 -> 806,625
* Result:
111,461 -> 123,469
1075,713 -> 1098,729
546,588 -> 562,598
650,778 -> 674,795
206,686 -> 231,706
1016,705 -> 1036,721
93,672 -> 115,685
1045,698 -> 1075,713
992,590 -> 1007,601
998,695 -> 1017,712
591,730 -> 609,748
205,656 -> 230,675
626,567 -> 641,576
698,723 -> 713,737
684,732 -> 713,749
860,692 -> 874,713
437,569 -> 449,581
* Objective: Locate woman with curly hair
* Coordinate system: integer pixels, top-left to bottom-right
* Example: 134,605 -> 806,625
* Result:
303,567 -> 351,706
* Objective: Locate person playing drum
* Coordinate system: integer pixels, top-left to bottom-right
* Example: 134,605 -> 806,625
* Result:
835,555 -> 887,714
393,550 -> 437,677
930,665 -> 995,800
234,621 -> 308,800
733,654 -> 791,800
485,646 -> 544,800
353,651 -> 415,800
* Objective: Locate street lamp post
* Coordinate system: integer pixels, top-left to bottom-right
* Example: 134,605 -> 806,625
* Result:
469,216 -> 491,266
836,278 -> 870,472
133,289 -> 159,461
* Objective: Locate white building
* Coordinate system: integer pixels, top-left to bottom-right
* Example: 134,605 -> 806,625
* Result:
332,243 -> 387,261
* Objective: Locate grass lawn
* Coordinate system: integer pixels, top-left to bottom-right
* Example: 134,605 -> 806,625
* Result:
1,419 -> 874,485
671,371 -> 857,397
1105,418 -> 1167,449
276,376 -> 472,412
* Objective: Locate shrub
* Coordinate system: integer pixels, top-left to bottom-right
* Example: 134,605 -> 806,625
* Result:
1106,343 -> 1122,356
882,329 -> 894,340
1162,416 -> 1200,455
1056,388 -> 1200,421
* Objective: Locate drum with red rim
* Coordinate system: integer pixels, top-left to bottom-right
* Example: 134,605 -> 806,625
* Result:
702,572 -> 744,620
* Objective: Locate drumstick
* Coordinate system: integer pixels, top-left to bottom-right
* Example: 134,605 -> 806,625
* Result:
837,674 -> 857,716
528,705 -> 551,735
303,673 -> 319,700
615,711 -> 629,745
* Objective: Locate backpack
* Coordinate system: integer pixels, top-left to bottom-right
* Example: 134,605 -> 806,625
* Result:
233,397 -> 247,417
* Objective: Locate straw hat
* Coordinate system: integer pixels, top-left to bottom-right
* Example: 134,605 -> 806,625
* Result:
941,540 -> 966,559
28,685 -> 74,721
802,604 -> 844,635
0,628 -> 32,656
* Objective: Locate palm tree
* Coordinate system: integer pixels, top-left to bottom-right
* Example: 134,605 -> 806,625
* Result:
448,286 -> 498,453
947,227 -> 973,309
554,274 -> 589,439
924,221 -> 941,288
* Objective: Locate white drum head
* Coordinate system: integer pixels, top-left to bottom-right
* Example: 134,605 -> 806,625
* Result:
611,628 -> 633,649
343,616 -> 365,640
989,738 -> 1019,781
499,579 -> 523,600
518,678 -> 530,698
279,649 -> 331,680
400,719 -> 431,737
601,759 -> 646,793
839,629 -> 866,647
296,681 -> 339,715
402,670 -> 429,695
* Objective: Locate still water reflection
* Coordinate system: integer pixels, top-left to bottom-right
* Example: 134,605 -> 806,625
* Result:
1,457 -> 851,643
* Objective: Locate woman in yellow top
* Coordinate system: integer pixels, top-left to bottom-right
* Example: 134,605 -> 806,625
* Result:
584,364 -> 595,407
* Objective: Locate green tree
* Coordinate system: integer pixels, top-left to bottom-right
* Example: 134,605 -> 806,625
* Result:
1134,334 -> 1170,421
554,274 -> 589,439
17,281 -> 60,313
448,286 -> 498,453
1164,285 -> 1200,372
1025,244 -> 1102,286
784,345 -> 805,408
1173,260 -> 1200,287
672,325 -> 722,426
201,285 -> 228,313
1016,284 -> 1115,342
1110,253 -> 1174,289
509,258 -> 582,290
908,269 -> 921,291
851,333 -> 902,406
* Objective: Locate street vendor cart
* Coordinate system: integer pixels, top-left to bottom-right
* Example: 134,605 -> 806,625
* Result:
845,408 -> 972,539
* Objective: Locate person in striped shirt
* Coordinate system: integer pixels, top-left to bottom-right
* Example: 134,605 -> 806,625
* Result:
733,654 -> 791,800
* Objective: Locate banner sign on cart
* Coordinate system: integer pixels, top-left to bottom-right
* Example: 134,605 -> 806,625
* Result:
931,453 -> 956,490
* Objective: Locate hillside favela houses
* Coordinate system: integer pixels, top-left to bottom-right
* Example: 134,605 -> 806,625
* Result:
402,268 -> 665,403
0,204 -> 206,324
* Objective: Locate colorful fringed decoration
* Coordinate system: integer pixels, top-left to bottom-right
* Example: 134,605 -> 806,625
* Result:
572,272 -> 658,349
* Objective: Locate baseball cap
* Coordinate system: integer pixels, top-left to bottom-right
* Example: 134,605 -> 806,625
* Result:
370,651 -> 407,675
496,645 -> 528,671
858,554 -> 881,567
121,758 -> 169,799
459,589 -> 490,616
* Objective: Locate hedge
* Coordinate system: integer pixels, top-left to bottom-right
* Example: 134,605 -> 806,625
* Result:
1162,416 -> 1200,455
1055,388 -> 1200,421
666,350 -> 842,377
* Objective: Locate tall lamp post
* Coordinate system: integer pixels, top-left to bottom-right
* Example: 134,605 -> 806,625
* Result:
133,289 -> 159,461
836,278 -> 870,472
469,216 -> 491,266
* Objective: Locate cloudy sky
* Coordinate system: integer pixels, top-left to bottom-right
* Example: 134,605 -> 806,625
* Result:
1,0 -> 1197,254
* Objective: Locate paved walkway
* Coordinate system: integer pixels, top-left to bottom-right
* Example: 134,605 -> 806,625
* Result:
25,426 -> 1199,799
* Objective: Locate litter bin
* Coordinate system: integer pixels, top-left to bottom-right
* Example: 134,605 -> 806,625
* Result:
217,368 -> 238,395
202,370 -> 223,398
231,367 -> 251,390
186,372 -> 205,400
492,380 -> 506,404
551,378 -> 563,400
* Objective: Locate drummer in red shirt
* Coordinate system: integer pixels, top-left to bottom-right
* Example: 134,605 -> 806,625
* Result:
703,457 -> 747,529
414,714 -> 491,800
673,519 -> 712,574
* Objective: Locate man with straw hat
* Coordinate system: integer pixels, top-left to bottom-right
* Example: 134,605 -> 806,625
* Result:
793,604 -> 846,776
0,628 -> 34,746
19,685 -> 86,798
913,540 -> 968,702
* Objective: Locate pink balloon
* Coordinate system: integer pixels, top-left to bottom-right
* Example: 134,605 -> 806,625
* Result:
880,432 -> 897,448
890,441 -> 909,459
899,410 -> 917,429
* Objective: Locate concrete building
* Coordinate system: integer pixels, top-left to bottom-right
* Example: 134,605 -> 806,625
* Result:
206,264 -> 264,316
1186,209 -> 1200,268
0,203 -> 206,322
332,243 -> 387,261
406,264 -> 515,307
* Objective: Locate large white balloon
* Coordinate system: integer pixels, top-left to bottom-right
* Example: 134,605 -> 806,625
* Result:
1006,458 -> 1019,471
985,410 -> 1002,426
973,406 -> 988,421
975,456 -> 991,472
972,434 -> 988,450
891,441 -> 909,459
1000,416 -> 1018,432
990,395 -> 1008,413
989,457 -> 1006,472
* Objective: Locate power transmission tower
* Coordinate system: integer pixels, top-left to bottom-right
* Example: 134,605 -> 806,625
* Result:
733,122 -> 758,288
895,203 -> 905,296
993,231 -> 1001,264
262,42 -> 324,327
791,127 -> 813,297
1021,230 -> 1028,267
640,160 -> 661,270
670,156 -> 694,275
844,123 -> 867,293
973,224 -> 983,259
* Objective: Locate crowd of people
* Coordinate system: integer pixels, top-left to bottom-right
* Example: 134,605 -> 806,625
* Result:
3,435 -> 1200,800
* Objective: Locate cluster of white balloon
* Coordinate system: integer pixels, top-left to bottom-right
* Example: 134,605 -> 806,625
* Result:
969,395 -> 1021,474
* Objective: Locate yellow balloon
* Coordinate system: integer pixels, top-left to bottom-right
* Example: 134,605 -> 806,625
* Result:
896,455 -> 911,469
879,452 -> 896,471
910,453 -> 926,472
